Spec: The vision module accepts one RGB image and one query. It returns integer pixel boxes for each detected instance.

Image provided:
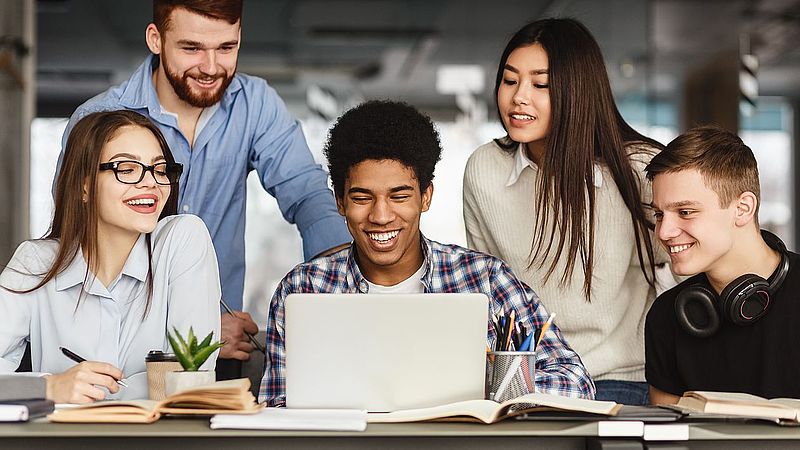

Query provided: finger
[235,313,259,334]
[237,341,254,353]
[82,361,124,381]
[76,369,121,393]
[219,342,241,359]
[79,383,109,402]
[230,349,251,361]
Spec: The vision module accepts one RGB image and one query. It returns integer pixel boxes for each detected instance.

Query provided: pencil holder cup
[486,351,536,403]
[145,350,182,400]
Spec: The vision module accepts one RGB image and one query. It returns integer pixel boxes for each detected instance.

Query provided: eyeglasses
[98,160,183,185]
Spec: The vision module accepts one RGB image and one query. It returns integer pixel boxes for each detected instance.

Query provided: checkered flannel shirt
[259,236,595,405]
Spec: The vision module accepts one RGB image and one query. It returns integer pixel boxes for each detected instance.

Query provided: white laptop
[284,293,489,412]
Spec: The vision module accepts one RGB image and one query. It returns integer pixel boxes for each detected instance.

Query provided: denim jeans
[594,380,650,405]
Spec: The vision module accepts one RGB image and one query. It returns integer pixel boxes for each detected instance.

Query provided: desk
[4,418,800,450]
[0,419,599,450]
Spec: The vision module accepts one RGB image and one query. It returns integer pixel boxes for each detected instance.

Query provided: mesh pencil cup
[486,351,536,403]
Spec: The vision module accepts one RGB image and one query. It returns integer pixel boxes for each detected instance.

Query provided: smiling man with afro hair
[259,99,594,406]
[324,100,441,199]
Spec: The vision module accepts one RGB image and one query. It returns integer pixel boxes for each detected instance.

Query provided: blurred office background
[2,0,798,327]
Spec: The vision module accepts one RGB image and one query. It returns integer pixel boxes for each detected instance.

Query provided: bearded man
[55,0,350,375]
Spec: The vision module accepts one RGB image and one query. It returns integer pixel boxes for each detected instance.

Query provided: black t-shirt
[645,251,800,398]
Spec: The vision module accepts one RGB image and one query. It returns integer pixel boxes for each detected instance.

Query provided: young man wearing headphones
[644,125,799,405]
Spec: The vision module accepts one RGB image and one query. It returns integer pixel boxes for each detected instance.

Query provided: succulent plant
[167,327,224,371]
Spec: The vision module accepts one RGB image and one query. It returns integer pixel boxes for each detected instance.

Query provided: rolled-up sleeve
[489,261,596,399]
[248,85,350,261]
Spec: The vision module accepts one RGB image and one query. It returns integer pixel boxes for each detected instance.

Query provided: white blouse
[0,215,221,399]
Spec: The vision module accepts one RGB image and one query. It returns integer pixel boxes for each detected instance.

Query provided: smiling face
[651,169,740,276]
[497,43,552,160]
[336,159,432,286]
[94,125,171,244]
[147,7,239,108]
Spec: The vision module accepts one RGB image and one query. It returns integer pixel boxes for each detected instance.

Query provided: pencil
[219,298,266,354]
[534,312,556,351]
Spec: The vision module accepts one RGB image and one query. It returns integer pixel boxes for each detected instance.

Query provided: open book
[676,391,800,423]
[48,378,262,423]
[367,392,620,424]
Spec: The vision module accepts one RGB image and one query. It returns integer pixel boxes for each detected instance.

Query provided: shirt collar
[54,234,150,292]
[118,54,242,121]
[505,143,604,188]
[346,236,435,293]
[506,143,536,187]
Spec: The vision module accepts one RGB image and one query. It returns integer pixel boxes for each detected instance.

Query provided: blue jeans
[594,380,649,405]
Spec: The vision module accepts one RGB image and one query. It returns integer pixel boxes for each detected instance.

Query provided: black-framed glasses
[98,160,183,185]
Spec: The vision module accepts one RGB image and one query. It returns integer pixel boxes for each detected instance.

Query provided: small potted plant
[164,326,224,395]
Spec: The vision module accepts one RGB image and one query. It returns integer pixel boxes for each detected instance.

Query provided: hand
[44,361,124,404]
[220,311,259,361]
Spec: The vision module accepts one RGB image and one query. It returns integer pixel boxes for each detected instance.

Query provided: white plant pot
[164,370,216,396]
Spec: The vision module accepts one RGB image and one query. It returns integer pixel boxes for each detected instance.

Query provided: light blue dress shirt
[0,215,221,400]
[57,55,351,310]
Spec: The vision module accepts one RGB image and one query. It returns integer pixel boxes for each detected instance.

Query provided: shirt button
[182,205,190,212]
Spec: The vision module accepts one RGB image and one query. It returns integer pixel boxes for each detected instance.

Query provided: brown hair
[494,18,662,299]
[645,125,760,219]
[153,0,242,32]
[5,110,179,315]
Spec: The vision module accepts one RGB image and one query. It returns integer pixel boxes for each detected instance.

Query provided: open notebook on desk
[367,392,622,424]
[47,378,261,423]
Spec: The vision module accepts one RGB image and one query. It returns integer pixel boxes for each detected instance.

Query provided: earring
[82,196,88,203]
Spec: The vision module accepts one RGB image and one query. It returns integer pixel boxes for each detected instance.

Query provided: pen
[220,298,266,354]
[59,347,129,387]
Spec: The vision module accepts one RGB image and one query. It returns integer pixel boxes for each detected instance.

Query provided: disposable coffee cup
[486,351,536,403]
[145,350,182,400]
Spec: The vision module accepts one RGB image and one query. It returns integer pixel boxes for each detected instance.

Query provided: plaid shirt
[260,236,595,405]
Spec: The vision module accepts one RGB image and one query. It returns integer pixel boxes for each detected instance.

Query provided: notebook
[0,399,55,422]
[284,293,489,412]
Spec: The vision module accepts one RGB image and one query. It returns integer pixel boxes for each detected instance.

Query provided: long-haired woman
[463,18,668,404]
[1,110,221,403]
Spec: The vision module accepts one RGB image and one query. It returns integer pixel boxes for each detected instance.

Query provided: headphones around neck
[674,229,790,338]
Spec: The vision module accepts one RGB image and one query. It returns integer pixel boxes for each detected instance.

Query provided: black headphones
[674,230,790,338]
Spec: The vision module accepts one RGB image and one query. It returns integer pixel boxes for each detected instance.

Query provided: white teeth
[669,244,692,254]
[368,230,399,242]
[126,198,155,206]
[511,114,534,120]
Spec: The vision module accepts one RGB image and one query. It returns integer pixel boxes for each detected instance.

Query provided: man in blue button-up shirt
[55,1,351,363]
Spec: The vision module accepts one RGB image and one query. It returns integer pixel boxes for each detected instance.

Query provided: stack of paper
[211,408,367,431]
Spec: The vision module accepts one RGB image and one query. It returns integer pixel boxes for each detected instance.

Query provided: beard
[160,53,235,108]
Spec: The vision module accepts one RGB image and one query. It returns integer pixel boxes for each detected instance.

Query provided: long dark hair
[494,18,662,299]
[5,110,179,315]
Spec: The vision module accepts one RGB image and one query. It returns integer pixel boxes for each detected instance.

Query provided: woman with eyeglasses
[0,110,221,403]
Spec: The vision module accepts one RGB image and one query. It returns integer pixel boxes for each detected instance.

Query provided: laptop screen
[285,293,489,412]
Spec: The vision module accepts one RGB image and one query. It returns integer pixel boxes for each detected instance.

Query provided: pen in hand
[220,298,266,354]
[59,346,129,387]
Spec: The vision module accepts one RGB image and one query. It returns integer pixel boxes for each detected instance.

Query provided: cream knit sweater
[463,141,665,382]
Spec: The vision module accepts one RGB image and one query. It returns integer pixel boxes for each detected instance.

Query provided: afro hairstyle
[324,100,442,198]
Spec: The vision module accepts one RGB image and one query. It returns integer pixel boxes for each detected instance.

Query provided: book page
[508,393,620,416]
[771,398,800,409]
[687,391,770,404]
[47,400,160,423]
[368,399,505,424]
[368,393,619,423]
